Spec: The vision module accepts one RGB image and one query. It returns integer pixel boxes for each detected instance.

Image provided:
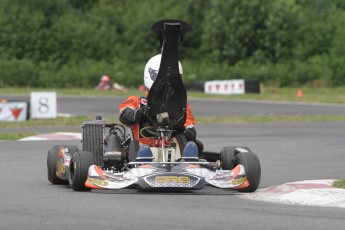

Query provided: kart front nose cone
[137,173,205,190]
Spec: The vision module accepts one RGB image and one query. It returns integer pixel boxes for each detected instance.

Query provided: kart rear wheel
[220,146,251,170]
[234,152,261,193]
[69,150,94,191]
[47,145,77,185]
[128,139,140,162]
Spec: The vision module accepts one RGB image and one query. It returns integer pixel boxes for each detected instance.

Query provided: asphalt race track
[1,95,345,230]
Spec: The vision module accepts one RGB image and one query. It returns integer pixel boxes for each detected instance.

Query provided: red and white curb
[241,180,345,208]
[19,132,81,141]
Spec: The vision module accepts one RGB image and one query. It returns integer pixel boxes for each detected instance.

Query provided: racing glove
[119,107,146,125]
[133,107,146,123]
[183,127,197,143]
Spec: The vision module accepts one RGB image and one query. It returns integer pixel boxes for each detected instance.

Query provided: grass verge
[1,114,345,140]
[1,114,345,130]
[189,86,345,104]
[1,86,345,104]
[195,115,345,123]
[0,116,93,128]
[0,133,36,140]
[333,179,345,189]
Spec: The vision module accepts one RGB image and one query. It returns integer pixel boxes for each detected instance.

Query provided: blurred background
[0,0,344,89]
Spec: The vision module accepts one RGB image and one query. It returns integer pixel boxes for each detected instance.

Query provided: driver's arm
[183,104,197,142]
[184,103,195,128]
[119,96,142,125]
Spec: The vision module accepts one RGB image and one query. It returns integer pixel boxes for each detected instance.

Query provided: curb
[242,180,345,208]
[19,132,81,141]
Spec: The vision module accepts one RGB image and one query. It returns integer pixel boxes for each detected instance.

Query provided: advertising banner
[204,80,245,95]
[0,102,28,121]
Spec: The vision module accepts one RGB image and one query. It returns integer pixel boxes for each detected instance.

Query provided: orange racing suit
[119,96,196,144]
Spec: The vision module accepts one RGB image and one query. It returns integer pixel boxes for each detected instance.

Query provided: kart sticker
[155,176,190,183]
[144,174,200,188]
[10,107,23,120]
[232,177,248,185]
[87,178,109,187]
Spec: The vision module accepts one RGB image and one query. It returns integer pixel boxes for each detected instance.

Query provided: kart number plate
[144,175,200,188]
[155,176,190,183]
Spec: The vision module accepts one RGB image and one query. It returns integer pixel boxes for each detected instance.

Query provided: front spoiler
[85,162,249,191]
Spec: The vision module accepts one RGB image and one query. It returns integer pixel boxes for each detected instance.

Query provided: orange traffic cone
[297,89,303,98]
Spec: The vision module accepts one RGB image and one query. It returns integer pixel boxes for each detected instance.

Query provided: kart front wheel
[69,150,94,191]
[47,145,77,185]
[234,152,261,193]
[220,146,251,170]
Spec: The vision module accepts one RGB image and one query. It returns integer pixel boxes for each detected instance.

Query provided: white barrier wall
[0,102,28,121]
[204,79,245,94]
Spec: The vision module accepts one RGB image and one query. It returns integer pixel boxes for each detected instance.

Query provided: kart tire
[195,139,204,154]
[220,146,251,170]
[175,134,187,158]
[128,139,140,162]
[47,145,78,185]
[69,150,94,191]
[234,152,261,193]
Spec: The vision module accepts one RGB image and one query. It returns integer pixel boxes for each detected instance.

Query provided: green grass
[1,86,345,104]
[0,114,344,140]
[0,87,139,97]
[333,179,345,189]
[188,86,345,104]
[0,132,36,140]
[0,115,93,128]
[195,115,345,123]
[0,114,344,130]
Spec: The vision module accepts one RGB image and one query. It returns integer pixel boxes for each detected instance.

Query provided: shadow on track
[90,185,241,196]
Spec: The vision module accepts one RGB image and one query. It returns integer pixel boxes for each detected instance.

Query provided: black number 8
[38,97,49,114]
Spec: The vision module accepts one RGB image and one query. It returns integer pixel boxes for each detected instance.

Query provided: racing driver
[119,54,201,161]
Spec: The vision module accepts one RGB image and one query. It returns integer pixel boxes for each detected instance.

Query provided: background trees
[0,0,344,88]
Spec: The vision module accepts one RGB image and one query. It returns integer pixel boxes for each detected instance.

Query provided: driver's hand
[134,107,146,123]
[183,127,196,142]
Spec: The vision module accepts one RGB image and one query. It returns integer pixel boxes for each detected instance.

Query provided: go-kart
[47,20,261,192]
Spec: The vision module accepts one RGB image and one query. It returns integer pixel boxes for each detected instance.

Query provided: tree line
[0,0,344,88]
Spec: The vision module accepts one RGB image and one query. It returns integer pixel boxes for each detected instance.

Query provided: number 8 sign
[30,92,57,119]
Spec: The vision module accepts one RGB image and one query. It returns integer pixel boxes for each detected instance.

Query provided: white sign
[0,102,28,121]
[30,92,57,119]
[204,80,245,95]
